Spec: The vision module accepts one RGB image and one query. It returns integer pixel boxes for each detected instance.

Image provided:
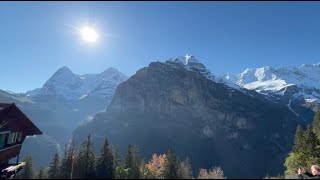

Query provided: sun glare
[80,26,98,43]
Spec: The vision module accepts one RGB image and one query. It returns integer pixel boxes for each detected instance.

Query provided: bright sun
[80,26,98,43]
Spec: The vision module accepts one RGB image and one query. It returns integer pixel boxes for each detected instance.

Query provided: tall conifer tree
[96,137,114,179]
[21,154,34,179]
[76,134,96,179]
[163,149,179,179]
[48,152,60,179]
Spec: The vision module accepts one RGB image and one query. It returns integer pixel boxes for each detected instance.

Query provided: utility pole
[70,135,75,179]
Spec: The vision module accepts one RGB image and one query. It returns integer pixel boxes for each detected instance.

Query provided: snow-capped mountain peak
[100,67,120,75]
[185,54,198,65]
[49,66,77,82]
[166,54,215,81]
[228,63,320,91]
[29,66,128,100]
[56,66,73,73]
[219,63,320,115]
[169,54,202,66]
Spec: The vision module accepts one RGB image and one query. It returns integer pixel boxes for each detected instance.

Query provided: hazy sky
[1,1,320,93]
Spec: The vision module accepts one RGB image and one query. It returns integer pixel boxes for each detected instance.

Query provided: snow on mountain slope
[166,54,215,81]
[219,63,320,92]
[28,66,128,100]
[218,63,320,116]
[165,54,250,93]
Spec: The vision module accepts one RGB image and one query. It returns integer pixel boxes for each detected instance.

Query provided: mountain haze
[0,66,127,170]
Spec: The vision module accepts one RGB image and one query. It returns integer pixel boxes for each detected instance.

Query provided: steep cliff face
[75,56,300,178]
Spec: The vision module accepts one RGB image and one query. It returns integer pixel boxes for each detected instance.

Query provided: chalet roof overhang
[0,103,42,136]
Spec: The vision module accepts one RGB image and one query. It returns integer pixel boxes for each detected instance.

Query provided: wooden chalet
[0,103,42,179]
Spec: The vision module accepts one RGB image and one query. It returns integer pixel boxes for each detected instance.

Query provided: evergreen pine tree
[284,152,304,176]
[293,125,304,153]
[96,137,114,179]
[21,154,34,179]
[132,145,142,179]
[163,148,179,179]
[284,123,320,177]
[122,144,142,179]
[37,167,47,179]
[75,134,96,179]
[312,110,320,140]
[113,145,121,178]
[180,157,192,179]
[113,145,121,168]
[176,157,182,179]
[115,166,129,179]
[47,152,60,179]
[125,144,134,169]
[59,144,73,179]
[304,125,320,164]
[291,125,308,169]
[124,144,135,179]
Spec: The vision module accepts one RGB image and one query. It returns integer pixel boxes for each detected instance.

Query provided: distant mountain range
[221,63,320,93]
[0,66,127,170]
[27,66,127,101]
[218,63,320,121]
[1,55,319,177]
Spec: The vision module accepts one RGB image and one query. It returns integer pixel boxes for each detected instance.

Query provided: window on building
[17,132,22,142]
[0,134,5,149]
[7,133,14,144]
[7,132,18,144]
[0,132,22,146]
[13,132,17,142]
[14,132,19,142]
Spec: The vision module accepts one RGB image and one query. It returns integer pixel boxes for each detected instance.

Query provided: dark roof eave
[12,103,43,136]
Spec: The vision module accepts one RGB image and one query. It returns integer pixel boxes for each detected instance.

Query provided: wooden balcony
[0,144,21,162]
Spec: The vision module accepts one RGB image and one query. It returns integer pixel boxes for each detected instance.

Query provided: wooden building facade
[0,103,42,179]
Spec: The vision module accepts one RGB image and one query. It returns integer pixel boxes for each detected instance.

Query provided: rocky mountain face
[219,64,320,122]
[0,66,127,170]
[74,55,301,178]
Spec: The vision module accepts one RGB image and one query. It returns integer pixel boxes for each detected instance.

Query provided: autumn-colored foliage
[145,154,167,178]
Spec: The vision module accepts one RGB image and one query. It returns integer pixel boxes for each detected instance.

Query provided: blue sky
[1,1,320,93]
